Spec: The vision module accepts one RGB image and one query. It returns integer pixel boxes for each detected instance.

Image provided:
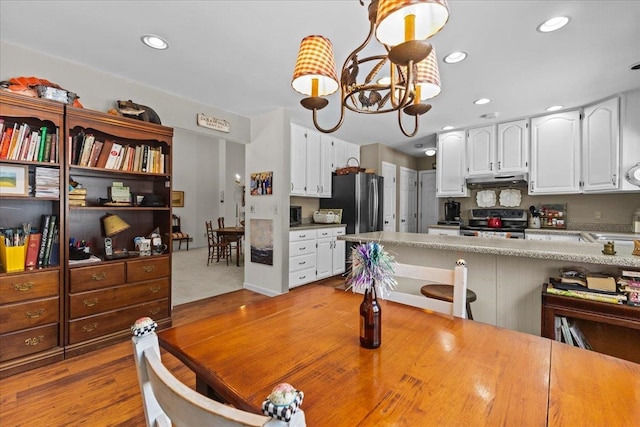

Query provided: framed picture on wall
[250,171,273,196]
[172,190,184,207]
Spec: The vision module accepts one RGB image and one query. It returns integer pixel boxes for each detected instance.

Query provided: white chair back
[132,331,305,427]
[388,261,468,318]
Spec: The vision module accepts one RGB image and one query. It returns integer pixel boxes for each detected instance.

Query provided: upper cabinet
[290,124,307,196]
[496,119,529,174]
[620,89,640,192]
[331,136,360,172]
[436,130,468,197]
[530,110,581,194]
[582,97,620,192]
[466,125,496,177]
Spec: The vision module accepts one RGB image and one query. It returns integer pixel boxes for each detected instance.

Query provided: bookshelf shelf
[541,283,640,364]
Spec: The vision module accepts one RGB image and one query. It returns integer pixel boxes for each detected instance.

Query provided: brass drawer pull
[91,272,106,281]
[82,323,98,332]
[14,282,34,292]
[148,307,160,315]
[150,286,160,293]
[83,298,98,307]
[25,309,44,319]
[25,336,44,346]
[142,265,156,273]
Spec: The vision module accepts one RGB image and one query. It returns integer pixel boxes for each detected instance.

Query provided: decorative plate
[476,190,497,207]
[499,189,522,207]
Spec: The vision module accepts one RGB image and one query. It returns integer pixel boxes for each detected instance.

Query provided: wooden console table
[541,283,640,364]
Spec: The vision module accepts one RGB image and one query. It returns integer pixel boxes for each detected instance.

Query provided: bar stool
[420,284,477,320]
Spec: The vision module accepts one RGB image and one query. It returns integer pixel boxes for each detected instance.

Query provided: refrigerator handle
[371,178,379,230]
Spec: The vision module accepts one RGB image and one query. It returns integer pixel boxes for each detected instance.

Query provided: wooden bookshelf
[541,283,640,363]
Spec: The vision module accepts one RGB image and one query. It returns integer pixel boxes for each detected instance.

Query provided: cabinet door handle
[14,282,34,292]
[490,162,493,171]
[299,275,306,280]
[291,182,293,191]
[142,265,156,273]
[299,261,306,265]
[25,336,44,346]
[83,298,98,307]
[150,286,161,293]
[82,323,98,332]
[612,174,617,185]
[25,309,44,318]
[148,307,161,315]
[91,272,106,281]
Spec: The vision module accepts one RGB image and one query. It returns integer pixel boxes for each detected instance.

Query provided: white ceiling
[1,1,639,157]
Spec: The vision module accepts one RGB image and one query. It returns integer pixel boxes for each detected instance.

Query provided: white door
[316,237,332,280]
[436,131,468,197]
[497,119,529,174]
[582,97,619,192]
[399,167,417,232]
[381,161,396,232]
[418,170,438,233]
[466,125,496,177]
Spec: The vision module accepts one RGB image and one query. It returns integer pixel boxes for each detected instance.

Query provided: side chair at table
[217,217,242,257]
[206,220,230,266]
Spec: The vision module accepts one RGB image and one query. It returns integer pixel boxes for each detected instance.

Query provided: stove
[460,208,527,238]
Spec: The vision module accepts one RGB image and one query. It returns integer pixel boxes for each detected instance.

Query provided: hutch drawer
[0,270,59,304]
[0,297,59,334]
[126,256,170,282]
[70,262,126,293]
[69,278,169,319]
[67,299,169,344]
[0,324,58,362]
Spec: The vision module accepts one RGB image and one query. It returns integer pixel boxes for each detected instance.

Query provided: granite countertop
[290,222,346,231]
[339,231,640,268]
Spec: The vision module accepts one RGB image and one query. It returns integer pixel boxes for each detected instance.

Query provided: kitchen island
[339,231,640,336]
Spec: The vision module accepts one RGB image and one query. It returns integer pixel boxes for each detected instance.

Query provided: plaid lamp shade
[376,0,450,46]
[291,35,339,97]
[415,48,441,100]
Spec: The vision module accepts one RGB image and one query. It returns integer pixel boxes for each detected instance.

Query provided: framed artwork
[0,164,29,196]
[250,171,273,196]
[172,190,184,207]
[250,219,273,266]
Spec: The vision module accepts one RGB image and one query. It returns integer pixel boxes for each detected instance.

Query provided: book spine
[7,123,20,159]
[18,124,32,160]
[37,215,51,267]
[25,233,42,269]
[546,286,624,304]
[0,124,16,159]
[43,217,58,267]
[37,126,48,162]
[141,145,149,172]
[51,128,59,163]
[43,134,53,163]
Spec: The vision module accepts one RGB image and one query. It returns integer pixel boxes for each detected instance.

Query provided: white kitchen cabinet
[525,232,581,242]
[331,136,360,172]
[289,229,317,288]
[582,97,620,192]
[530,110,581,194]
[497,119,529,174]
[316,227,346,279]
[436,131,468,197]
[466,125,496,177]
[290,124,307,196]
[290,124,332,197]
[427,227,459,236]
[620,88,640,191]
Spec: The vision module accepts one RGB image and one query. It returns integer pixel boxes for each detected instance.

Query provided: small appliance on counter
[444,199,461,222]
[290,205,302,227]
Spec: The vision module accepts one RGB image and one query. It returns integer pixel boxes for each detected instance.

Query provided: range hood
[466,174,528,189]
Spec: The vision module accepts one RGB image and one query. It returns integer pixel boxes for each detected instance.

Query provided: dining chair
[217,216,242,256]
[206,220,230,266]
[131,320,306,427]
[387,259,469,318]
[171,214,191,250]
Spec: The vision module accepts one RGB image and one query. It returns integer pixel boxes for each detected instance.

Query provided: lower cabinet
[66,256,171,356]
[289,227,346,288]
[0,269,63,378]
[427,227,460,236]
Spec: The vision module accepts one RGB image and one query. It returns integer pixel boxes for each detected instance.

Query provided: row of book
[546,268,640,306]
[0,119,60,163]
[69,132,166,174]
[35,166,60,198]
[25,214,59,269]
[555,316,592,350]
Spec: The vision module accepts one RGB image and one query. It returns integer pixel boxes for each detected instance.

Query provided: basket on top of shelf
[336,157,365,175]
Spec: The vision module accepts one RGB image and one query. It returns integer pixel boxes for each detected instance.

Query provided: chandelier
[291,0,449,137]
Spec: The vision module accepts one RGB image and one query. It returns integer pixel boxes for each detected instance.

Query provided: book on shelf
[78,134,95,166]
[0,125,13,158]
[17,123,32,160]
[104,142,122,169]
[42,215,57,267]
[6,123,19,159]
[25,233,42,269]
[26,131,40,162]
[71,132,84,165]
[96,140,114,168]
[568,321,592,350]
[68,194,87,200]
[43,133,53,162]
[88,139,103,167]
[36,215,52,267]
[69,187,87,195]
[546,282,626,304]
[586,274,617,292]
[37,126,48,162]
[560,316,575,346]
[47,228,60,266]
[621,270,640,279]
[50,129,59,163]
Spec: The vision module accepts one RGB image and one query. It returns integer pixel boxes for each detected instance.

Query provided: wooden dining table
[158,285,640,426]
[213,226,244,266]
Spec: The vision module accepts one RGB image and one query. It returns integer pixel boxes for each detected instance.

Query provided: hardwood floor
[0,278,343,426]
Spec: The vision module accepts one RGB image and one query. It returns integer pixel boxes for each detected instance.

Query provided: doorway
[399,167,417,232]
[381,161,396,231]
[418,170,438,233]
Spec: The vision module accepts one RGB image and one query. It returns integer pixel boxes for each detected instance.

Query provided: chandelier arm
[311,99,346,134]
[398,109,419,138]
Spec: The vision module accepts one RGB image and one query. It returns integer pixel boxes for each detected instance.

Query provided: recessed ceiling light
[537,16,570,33]
[425,148,437,157]
[443,51,467,64]
[414,143,424,148]
[442,125,454,131]
[141,34,169,50]
[474,98,491,105]
[546,105,564,112]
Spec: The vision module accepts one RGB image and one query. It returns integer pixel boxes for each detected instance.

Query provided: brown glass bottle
[360,286,381,349]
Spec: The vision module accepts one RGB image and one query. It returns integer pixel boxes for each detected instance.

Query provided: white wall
[244,108,291,296]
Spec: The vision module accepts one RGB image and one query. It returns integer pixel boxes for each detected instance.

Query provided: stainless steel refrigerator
[320,173,384,235]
